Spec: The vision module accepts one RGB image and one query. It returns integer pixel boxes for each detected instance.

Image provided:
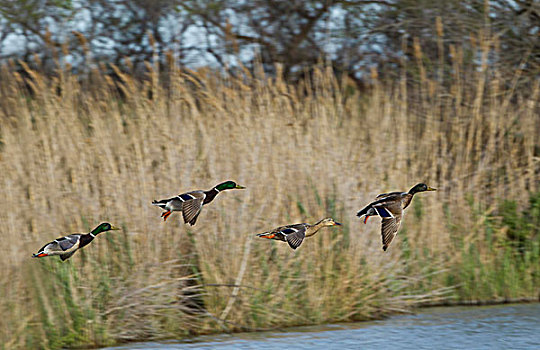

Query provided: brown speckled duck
[256,218,342,250]
[357,183,436,251]
[152,181,245,225]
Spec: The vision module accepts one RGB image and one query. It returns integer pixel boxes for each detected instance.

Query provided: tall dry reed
[0,34,538,348]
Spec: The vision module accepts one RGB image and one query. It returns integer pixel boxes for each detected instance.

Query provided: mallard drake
[32,222,120,261]
[356,183,436,251]
[256,218,341,250]
[152,180,245,225]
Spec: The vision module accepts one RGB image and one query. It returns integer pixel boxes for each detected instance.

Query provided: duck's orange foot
[364,216,370,224]
[162,210,172,221]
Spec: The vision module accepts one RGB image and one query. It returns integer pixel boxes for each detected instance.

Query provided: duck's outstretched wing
[280,224,307,250]
[180,191,205,225]
[60,251,77,261]
[56,235,81,251]
[378,202,403,251]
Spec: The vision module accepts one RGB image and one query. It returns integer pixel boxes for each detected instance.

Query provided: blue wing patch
[374,206,393,218]
[281,228,296,235]
[180,193,194,201]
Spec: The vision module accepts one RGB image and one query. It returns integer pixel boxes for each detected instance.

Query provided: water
[105,303,540,350]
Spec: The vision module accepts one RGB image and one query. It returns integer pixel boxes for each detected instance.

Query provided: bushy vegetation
[448,191,540,302]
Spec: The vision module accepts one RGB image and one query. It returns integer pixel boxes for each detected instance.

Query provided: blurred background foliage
[0,0,538,84]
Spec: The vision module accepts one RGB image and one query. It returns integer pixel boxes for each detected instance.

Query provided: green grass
[443,191,540,303]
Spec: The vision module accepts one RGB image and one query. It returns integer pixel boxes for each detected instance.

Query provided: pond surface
[105,303,540,350]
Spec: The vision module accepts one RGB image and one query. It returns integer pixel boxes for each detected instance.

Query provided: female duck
[257,218,341,250]
[152,180,245,225]
[32,222,120,261]
[357,183,436,251]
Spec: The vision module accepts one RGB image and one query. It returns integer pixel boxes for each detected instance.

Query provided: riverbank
[103,303,540,349]
[421,297,540,307]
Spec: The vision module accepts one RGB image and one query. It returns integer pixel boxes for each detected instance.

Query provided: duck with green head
[152,180,245,225]
[32,222,120,261]
[357,183,436,251]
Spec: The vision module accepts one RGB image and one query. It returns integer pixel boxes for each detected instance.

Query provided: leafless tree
[0,0,537,84]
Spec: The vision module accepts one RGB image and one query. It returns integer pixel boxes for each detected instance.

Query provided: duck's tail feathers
[356,205,371,218]
[152,198,170,209]
[256,232,276,239]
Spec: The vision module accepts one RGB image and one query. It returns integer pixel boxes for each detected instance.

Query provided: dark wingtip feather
[286,237,302,250]
[287,242,299,250]
[382,245,388,251]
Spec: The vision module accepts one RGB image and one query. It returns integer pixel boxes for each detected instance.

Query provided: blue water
[105,303,540,350]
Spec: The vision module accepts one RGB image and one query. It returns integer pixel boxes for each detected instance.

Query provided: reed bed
[0,40,538,348]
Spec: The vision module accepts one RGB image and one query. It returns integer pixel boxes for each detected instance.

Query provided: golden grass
[0,40,538,348]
